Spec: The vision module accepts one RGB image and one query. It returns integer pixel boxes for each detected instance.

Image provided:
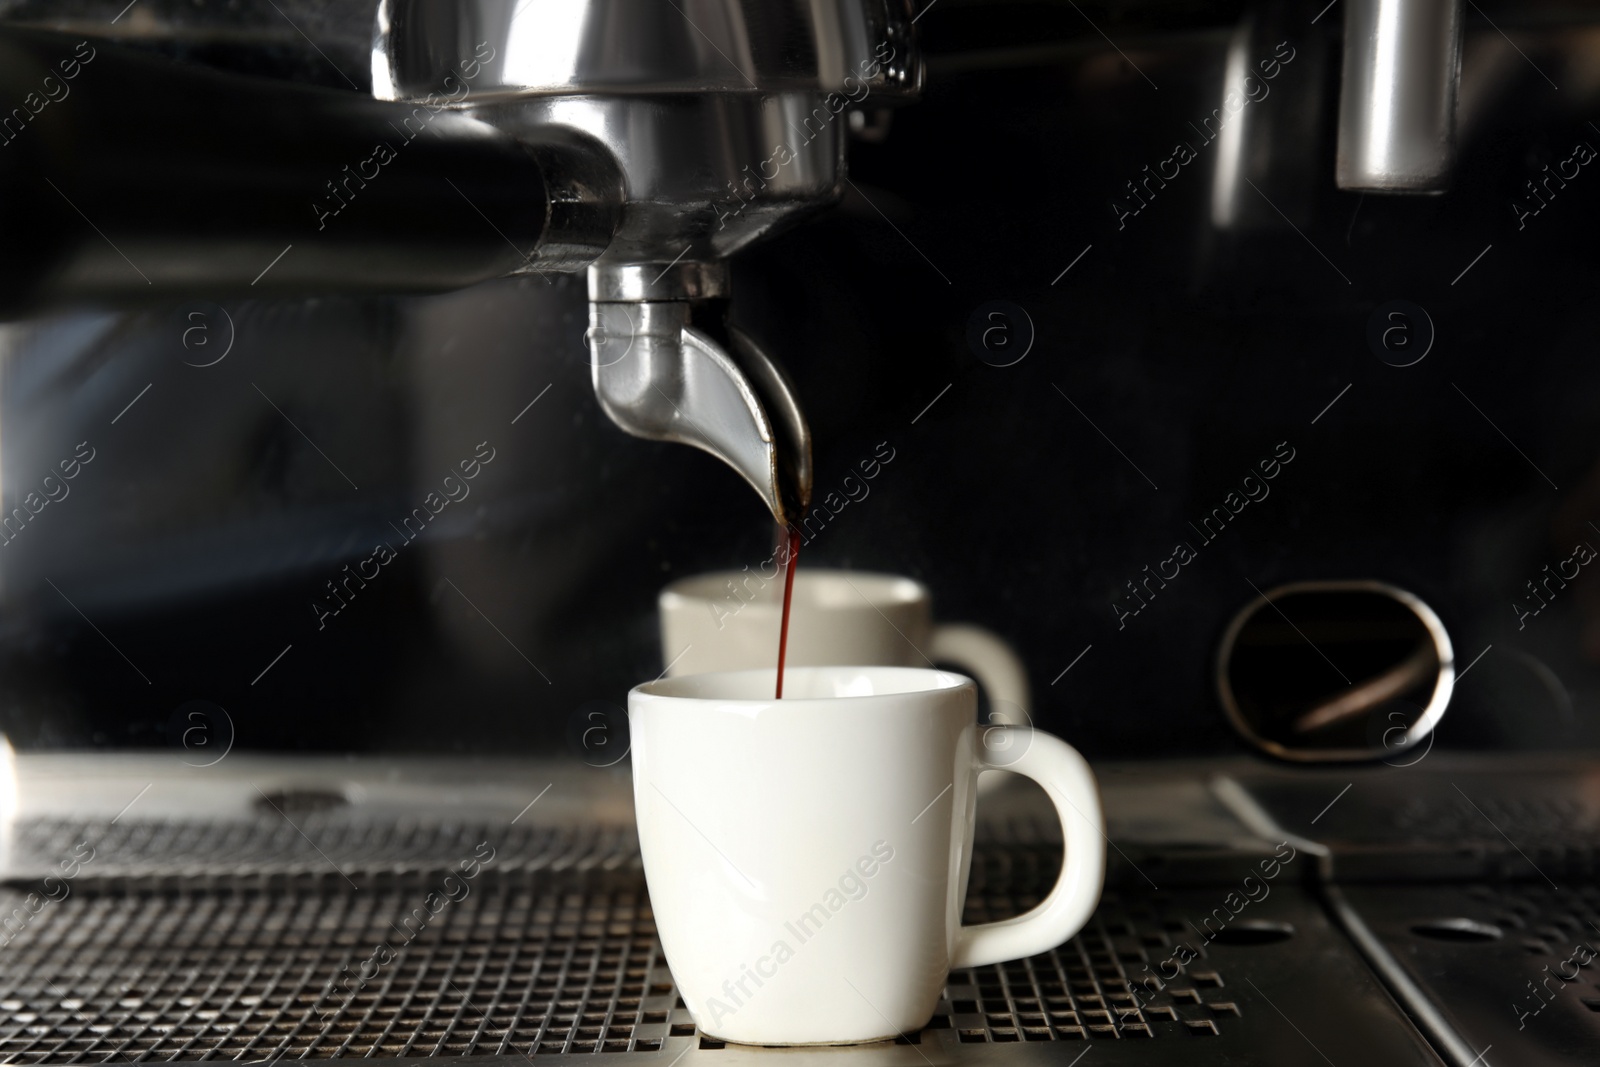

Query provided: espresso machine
[0,0,1596,1064]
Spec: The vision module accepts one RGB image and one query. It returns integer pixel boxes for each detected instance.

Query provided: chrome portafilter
[374,0,923,524]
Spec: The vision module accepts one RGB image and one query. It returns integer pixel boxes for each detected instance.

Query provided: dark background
[0,0,1595,760]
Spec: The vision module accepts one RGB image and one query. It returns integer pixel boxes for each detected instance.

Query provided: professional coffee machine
[0,0,1596,1065]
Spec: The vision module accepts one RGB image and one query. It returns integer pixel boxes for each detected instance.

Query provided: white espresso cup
[629,666,1105,1046]
[659,570,1031,717]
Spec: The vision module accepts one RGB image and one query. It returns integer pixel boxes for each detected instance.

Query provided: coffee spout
[589,299,812,527]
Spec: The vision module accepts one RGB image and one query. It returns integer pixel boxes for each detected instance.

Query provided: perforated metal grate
[951,843,1240,1041]
[0,876,670,1062]
[9,819,640,879]
[1390,795,1597,848]
[1333,879,1600,1067]
[1454,882,1600,958]
[0,822,1243,1061]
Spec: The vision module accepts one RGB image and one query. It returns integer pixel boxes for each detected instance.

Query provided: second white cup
[659,569,1031,718]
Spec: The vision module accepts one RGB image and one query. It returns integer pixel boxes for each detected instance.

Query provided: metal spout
[589,300,812,527]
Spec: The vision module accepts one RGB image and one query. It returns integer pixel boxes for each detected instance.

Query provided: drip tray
[1332,882,1600,1067]
[0,820,1440,1066]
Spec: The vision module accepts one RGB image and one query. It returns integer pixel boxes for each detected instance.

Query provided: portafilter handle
[0,29,614,313]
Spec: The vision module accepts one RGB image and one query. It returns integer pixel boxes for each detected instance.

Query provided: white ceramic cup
[629,666,1105,1046]
[658,570,1031,717]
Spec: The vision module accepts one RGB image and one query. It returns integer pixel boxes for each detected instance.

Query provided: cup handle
[929,624,1031,721]
[951,727,1106,969]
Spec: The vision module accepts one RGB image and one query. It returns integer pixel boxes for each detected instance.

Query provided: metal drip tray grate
[953,884,1237,1041]
[8,819,641,879]
[1333,880,1600,1066]
[1237,770,1600,882]
[0,877,670,1062]
[0,824,1249,1062]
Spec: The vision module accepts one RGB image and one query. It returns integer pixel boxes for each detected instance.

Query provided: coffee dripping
[774,527,803,699]
[585,296,815,695]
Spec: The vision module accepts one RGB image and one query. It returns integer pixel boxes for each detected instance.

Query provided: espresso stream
[774,526,801,698]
